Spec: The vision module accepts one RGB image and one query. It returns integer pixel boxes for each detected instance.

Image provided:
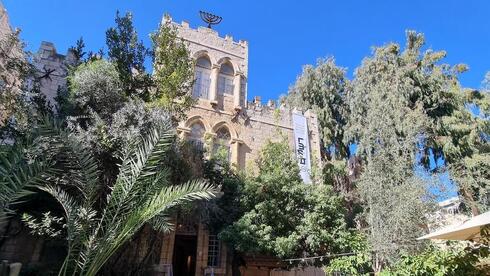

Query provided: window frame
[207,234,221,267]
[193,57,212,99]
[213,127,231,162]
[217,62,234,95]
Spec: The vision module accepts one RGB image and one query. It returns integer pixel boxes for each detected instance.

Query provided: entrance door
[172,235,197,276]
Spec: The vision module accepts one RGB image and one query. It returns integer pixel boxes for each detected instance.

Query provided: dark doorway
[172,235,197,276]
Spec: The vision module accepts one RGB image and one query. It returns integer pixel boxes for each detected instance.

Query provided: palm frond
[85,179,218,276]
[63,136,101,203]
[149,214,173,233]
[39,185,81,237]
[36,116,101,202]
[0,143,56,223]
[20,121,219,276]
[102,125,174,232]
[39,185,90,276]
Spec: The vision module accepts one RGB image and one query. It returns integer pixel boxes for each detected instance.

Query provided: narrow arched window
[213,127,231,162]
[189,122,205,152]
[218,62,234,95]
[193,57,211,99]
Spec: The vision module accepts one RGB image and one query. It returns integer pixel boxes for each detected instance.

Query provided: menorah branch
[199,11,222,29]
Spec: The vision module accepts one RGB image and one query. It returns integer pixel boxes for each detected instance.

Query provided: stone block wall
[170,16,248,79]
[179,100,322,172]
[171,14,322,171]
[0,3,11,37]
[33,41,75,109]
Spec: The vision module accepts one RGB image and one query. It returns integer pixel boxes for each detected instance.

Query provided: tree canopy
[285,30,490,272]
[220,140,350,260]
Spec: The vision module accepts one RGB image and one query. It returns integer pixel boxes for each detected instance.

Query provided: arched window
[213,127,231,162]
[193,57,211,99]
[218,62,234,95]
[189,122,205,151]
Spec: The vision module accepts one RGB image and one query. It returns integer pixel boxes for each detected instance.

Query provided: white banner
[292,112,312,184]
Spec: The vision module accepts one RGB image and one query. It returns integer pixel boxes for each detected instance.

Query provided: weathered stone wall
[172,16,322,172]
[170,15,323,276]
[170,16,248,78]
[180,101,322,171]
[33,41,75,109]
[0,3,11,37]
[0,3,24,126]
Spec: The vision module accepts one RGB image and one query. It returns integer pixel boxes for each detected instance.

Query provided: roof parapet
[163,13,248,47]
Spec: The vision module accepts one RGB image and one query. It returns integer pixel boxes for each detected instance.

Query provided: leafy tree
[283,57,359,226]
[202,159,245,234]
[67,59,126,121]
[324,233,372,276]
[284,57,349,160]
[199,158,246,276]
[106,11,152,98]
[439,86,490,214]
[68,37,87,65]
[220,140,350,260]
[0,29,51,140]
[380,244,488,276]
[345,31,447,270]
[150,16,195,118]
[0,29,30,127]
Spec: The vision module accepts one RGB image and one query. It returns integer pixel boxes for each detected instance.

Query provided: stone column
[209,65,220,106]
[204,132,217,159]
[177,126,191,140]
[158,230,176,268]
[230,138,243,168]
[233,72,243,110]
[195,223,209,276]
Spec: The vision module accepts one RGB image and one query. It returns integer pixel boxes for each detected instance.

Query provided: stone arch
[211,121,238,140]
[185,115,211,133]
[193,50,216,65]
[216,57,239,73]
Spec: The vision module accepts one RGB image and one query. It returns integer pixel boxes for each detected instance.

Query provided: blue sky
[3,0,490,103]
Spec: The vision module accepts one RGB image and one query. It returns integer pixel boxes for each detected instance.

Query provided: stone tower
[158,14,323,276]
[169,14,322,173]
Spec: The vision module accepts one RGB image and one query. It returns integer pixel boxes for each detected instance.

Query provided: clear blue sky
[3,0,490,102]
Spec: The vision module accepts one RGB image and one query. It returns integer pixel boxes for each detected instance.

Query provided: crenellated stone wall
[164,14,324,276]
[179,101,322,172]
[33,41,75,109]
[172,13,322,172]
[168,15,248,78]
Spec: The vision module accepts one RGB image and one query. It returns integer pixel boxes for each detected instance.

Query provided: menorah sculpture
[199,11,222,29]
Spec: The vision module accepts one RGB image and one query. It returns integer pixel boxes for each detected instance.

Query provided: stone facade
[169,15,322,171]
[429,197,468,231]
[159,15,323,276]
[0,3,24,125]
[33,41,75,109]
[0,2,11,37]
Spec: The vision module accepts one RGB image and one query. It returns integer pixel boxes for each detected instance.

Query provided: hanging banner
[292,112,312,184]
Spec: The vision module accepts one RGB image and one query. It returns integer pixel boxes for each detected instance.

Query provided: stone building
[157,15,323,276]
[33,41,75,108]
[171,14,322,171]
[0,2,11,37]
[0,6,323,275]
[0,2,24,125]
[1,2,73,119]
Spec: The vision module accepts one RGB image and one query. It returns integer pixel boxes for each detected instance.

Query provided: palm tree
[0,119,60,235]
[1,119,218,276]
